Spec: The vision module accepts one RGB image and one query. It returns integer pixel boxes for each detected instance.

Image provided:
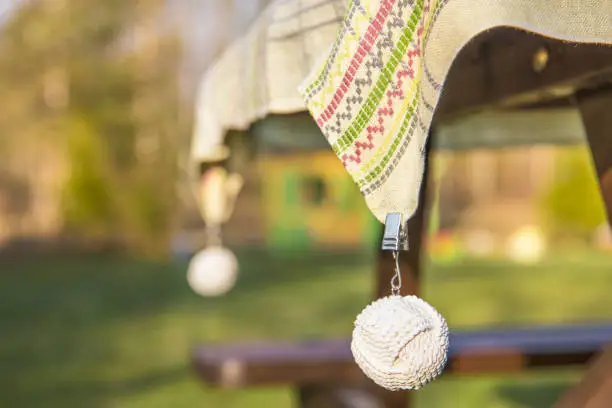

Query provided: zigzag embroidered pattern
[322,0,420,139]
[343,2,430,170]
[326,0,425,155]
[298,0,436,193]
[314,0,398,127]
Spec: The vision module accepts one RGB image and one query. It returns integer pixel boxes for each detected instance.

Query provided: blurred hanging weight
[187,165,244,297]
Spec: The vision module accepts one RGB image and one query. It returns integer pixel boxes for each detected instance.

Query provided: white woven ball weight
[351,295,449,391]
[187,246,238,297]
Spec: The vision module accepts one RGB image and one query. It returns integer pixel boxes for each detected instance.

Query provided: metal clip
[381,213,409,251]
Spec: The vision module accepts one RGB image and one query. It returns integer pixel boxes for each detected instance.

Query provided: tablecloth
[191,0,347,163]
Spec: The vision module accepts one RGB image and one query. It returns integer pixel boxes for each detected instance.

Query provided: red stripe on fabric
[342,3,431,166]
[317,0,396,125]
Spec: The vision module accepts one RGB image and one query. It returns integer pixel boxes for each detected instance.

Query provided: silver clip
[381,213,409,251]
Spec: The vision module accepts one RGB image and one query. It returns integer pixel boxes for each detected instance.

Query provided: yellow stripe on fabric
[356,88,419,188]
[352,1,433,182]
[331,0,424,154]
[306,6,371,111]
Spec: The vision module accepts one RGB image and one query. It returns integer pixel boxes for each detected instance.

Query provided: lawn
[1,248,611,407]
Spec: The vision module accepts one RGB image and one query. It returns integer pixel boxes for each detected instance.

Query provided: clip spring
[381,213,409,252]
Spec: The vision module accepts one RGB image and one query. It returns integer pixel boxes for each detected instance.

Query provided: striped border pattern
[300,0,446,206]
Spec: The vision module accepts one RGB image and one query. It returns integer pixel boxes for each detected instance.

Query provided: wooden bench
[192,28,612,407]
[193,324,612,387]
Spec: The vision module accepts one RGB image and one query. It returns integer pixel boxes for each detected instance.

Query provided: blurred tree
[539,146,607,244]
[0,0,185,256]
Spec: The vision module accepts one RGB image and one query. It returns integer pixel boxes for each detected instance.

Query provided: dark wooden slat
[435,108,586,151]
[436,28,612,122]
[449,324,612,375]
[553,347,612,408]
[451,324,612,353]
[192,323,612,388]
[577,87,612,223]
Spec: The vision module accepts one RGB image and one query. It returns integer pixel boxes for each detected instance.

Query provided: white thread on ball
[187,246,238,297]
[351,295,449,391]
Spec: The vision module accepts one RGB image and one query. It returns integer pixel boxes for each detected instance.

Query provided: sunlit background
[0,1,611,407]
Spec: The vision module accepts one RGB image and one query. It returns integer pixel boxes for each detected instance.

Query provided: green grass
[1,249,611,407]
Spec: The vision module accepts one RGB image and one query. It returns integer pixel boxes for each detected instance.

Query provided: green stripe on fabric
[356,89,419,187]
[331,0,424,155]
[354,0,439,186]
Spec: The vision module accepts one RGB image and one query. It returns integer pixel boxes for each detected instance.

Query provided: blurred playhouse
[223,113,380,252]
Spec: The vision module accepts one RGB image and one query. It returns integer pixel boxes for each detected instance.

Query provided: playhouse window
[302,176,327,206]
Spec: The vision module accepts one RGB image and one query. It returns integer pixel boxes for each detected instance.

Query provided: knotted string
[391,251,402,296]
